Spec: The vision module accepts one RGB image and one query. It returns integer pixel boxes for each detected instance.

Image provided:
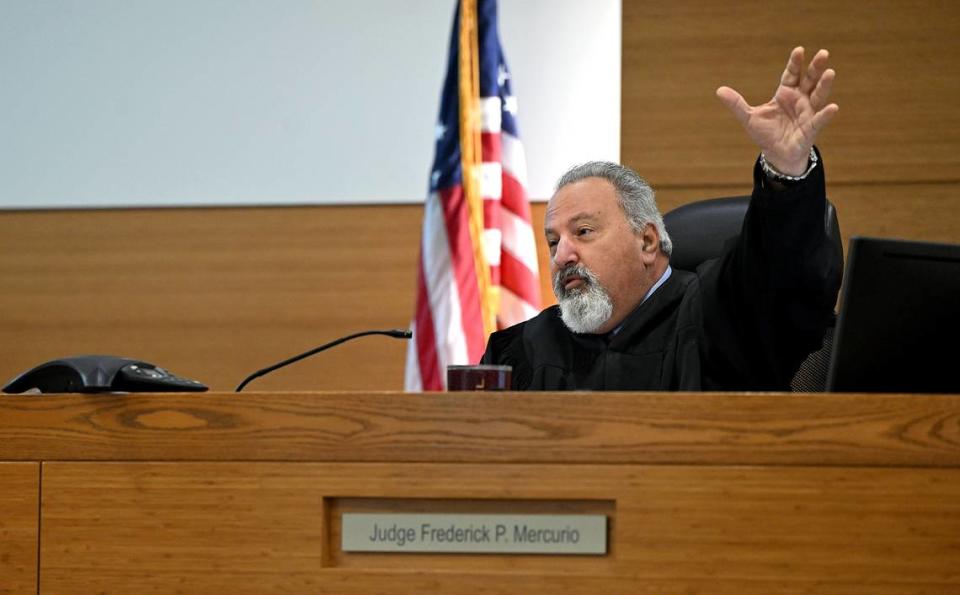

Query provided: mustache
[553,264,597,297]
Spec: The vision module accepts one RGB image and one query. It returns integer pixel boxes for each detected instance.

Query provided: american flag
[405,0,541,391]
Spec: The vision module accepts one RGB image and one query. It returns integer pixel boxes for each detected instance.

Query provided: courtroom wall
[2,0,958,392]
[622,0,960,242]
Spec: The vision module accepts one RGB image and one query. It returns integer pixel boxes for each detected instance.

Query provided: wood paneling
[829,182,960,246]
[622,0,960,187]
[38,461,960,593]
[2,392,959,467]
[0,463,38,595]
[0,205,423,392]
[3,393,956,593]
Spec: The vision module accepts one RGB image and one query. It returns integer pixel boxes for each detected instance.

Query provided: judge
[481,47,843,391]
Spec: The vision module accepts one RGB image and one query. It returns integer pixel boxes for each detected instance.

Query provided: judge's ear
[638,223,660,260]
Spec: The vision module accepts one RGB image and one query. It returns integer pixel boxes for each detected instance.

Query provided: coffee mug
[446,365,512,391]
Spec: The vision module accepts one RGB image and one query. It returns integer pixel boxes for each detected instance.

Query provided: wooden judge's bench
[1,391,959,594]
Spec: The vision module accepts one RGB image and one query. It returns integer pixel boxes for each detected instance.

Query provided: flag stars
[504,95,518,115]
[431,170,441,187]
[435,122,447,140]
[498,63,510,87]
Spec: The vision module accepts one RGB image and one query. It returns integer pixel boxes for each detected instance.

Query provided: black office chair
[662,196,842,392]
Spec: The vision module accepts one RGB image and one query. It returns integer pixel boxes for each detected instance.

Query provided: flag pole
[458,0,496,338]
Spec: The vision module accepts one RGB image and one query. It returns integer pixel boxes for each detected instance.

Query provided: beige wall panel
[0,463,39,595]
[829,182,960,246]
[623,0,960,187]
[0,206,422,392]
[39,462,960,594]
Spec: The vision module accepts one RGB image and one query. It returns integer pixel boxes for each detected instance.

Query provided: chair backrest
[662,195,842,272]
[663,196,754,272]
[662,196,842,392]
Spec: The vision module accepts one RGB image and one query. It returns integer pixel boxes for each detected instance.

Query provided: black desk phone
[3,355,208,394]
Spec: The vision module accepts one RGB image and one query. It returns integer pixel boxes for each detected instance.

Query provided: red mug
[446,365,512,391]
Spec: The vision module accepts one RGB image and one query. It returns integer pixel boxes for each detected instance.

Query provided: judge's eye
[577,227,594,237]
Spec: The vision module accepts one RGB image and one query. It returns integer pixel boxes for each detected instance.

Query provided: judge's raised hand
[716,47,839,176]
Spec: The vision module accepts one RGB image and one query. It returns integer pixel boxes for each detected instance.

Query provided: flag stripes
[406,0,541,391]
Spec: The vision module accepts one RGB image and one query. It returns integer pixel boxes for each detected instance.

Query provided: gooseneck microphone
[235,328,413,392]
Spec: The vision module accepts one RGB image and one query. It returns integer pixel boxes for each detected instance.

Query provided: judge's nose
[553,236,580,268]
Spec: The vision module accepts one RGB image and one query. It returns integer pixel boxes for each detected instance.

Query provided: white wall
[0,0,619,208]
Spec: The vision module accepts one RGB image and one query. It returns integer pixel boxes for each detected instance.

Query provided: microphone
[235,328,413,392]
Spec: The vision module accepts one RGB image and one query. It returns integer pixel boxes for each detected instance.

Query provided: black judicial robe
[481,153,843,391]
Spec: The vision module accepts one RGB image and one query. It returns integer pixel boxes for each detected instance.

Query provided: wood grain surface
[0,205,424,393]
[38,461,960,593]
[1,392,959,467]
[622,0,960,187]
[0,463,38,595]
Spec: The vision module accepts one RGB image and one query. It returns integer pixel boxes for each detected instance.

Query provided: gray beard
[553,264,614,334]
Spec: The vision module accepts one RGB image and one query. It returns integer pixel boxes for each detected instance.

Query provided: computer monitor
[826,236,960,393]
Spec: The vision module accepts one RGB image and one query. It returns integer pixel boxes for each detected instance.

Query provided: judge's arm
[716,46,839,176]
[699,47,843,389]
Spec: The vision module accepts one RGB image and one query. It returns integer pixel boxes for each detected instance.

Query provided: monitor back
[826,236,960,393]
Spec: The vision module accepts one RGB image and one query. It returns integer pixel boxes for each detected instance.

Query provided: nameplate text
[341,513,607,555]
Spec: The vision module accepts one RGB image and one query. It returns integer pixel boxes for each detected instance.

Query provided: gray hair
[555,161,672,257]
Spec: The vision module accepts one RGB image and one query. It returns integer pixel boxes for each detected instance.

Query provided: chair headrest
[663,196,751,271]
[663,195,841,271]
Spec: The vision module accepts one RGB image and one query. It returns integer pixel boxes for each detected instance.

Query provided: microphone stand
[235,329,412,392]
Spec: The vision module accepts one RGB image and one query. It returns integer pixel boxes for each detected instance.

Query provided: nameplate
[341,513,607,555]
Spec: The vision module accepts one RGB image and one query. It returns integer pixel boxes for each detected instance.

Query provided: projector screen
[0,0,620,208]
